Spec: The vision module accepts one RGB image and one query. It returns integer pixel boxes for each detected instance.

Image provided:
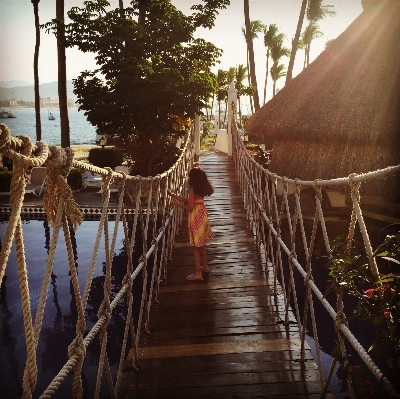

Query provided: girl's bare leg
[200,246,210,271]
[191,246,202,279]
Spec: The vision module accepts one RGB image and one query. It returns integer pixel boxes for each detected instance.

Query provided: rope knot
[43,146,82,229]
[334,310,347,333]
[67,335,86,360]
[304,271,314,286]
[313,179,323,202]
[122,272,133,287]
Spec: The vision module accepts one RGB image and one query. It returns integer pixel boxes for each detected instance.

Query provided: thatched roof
[245,0,400,152]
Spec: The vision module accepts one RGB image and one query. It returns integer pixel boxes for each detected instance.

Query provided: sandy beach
[70,145,98,160]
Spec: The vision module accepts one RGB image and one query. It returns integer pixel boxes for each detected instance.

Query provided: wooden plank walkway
[119,151,332,399]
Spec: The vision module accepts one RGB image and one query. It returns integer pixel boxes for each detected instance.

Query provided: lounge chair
[25,167,46,196]
[114,165,130,175]
[82,171,102,188]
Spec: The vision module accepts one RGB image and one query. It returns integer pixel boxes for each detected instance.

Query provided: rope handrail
[231,111,400,398]
[0,122,194,398]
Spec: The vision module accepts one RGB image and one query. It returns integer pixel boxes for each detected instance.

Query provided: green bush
[0,166,12,192]
[67,168,84,191]
[88,148,124,169]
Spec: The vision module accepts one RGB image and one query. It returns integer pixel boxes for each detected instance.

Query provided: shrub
[67,168,84,191]
[0,166,12,192]
[88,148,124,169]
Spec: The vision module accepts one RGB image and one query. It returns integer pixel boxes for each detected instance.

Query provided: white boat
[0,110,9,118]
[48,110,56,120]
[7,111,16,118]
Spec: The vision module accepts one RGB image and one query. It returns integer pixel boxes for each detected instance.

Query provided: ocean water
[0,108,97,146]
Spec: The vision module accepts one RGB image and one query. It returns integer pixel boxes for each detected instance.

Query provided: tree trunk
[286,0,307,84]
[263,53,269,105]
[57,0,70,148]
[32,0,42,141]
[119,0,124,18]
[138,0,146,25]
[218,100,221,128]
[246,52,254,114]
[238,96,242,127]
[244,0,260,111]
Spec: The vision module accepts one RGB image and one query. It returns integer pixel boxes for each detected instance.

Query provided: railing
[231,114,400,398]
[0,122,193,398]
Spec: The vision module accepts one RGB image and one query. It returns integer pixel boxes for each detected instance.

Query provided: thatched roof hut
[245,0,400,202]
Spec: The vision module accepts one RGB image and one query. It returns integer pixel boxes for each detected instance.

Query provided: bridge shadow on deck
[119,151,328,399]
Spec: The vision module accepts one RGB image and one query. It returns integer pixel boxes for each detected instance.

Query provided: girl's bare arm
[170,188,195,211]
[167,189,188,203]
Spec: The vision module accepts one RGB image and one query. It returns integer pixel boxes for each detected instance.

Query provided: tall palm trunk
[32,0,42,141]
[238,96,242,126]
[244,0,260,111]
[286,0,307,84]
[246,54,254,114]
[57,0,70,148]
[119,0,124,17]
[263,53,269,105]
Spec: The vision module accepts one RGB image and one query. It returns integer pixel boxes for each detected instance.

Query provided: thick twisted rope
[231,115,400,397]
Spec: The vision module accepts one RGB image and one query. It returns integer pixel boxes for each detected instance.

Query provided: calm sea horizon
[0,107,97,146]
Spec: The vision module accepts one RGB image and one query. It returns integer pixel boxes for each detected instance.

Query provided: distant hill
[0,81,77,101]
[0,80,32,88]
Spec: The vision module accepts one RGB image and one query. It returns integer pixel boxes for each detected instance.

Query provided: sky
[0,0,363,106]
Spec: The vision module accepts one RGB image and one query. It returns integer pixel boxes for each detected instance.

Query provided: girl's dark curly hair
[189,167,214,197]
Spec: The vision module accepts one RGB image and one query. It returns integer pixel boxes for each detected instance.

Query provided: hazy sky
[0,0,363,104]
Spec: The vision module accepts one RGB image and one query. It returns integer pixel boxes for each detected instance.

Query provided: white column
[194,113,200,158]
[227,82,238,157]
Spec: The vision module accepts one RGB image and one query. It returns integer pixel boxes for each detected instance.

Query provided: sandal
[186,274,203,281]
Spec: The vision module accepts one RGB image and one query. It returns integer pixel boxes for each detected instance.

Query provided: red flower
[363,288,374,298]
[384,311,390,319]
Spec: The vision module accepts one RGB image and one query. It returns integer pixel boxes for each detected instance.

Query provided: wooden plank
[118,151,328,399]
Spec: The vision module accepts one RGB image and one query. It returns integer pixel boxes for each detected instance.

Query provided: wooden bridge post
[227,81,237,158]
[194,113,201,160]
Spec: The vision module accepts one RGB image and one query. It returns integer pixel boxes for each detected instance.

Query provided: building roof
[245,0,400,150]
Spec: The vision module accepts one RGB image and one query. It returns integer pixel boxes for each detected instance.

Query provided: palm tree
[242,7,264,114]
[263,24,284,105]
[223,67,236,125]
[304,0,336,67]
[270,63,286,97]
[216,69,227,129]
[56,0,70,148]
[301,21,323,68]
[119,0,124,18]
[234,64,248,126]
[270,38,290,97]
[286,0,307,84]
[32,0,42,141]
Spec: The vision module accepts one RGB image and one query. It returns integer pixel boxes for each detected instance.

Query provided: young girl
[168,166,214,281]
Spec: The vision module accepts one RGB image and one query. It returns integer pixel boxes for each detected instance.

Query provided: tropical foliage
[47,0,229,175]
[324,230,400,397]
[242,14,264,113]
[302,0,336,68]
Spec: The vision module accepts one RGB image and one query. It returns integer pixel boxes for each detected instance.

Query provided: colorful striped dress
[188,199,213,247]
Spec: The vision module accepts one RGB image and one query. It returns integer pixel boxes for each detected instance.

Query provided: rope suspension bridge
[0,112,399,398]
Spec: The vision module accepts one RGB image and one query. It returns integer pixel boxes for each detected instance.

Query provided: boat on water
[48,109,56,120]
[0,110,17,118]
